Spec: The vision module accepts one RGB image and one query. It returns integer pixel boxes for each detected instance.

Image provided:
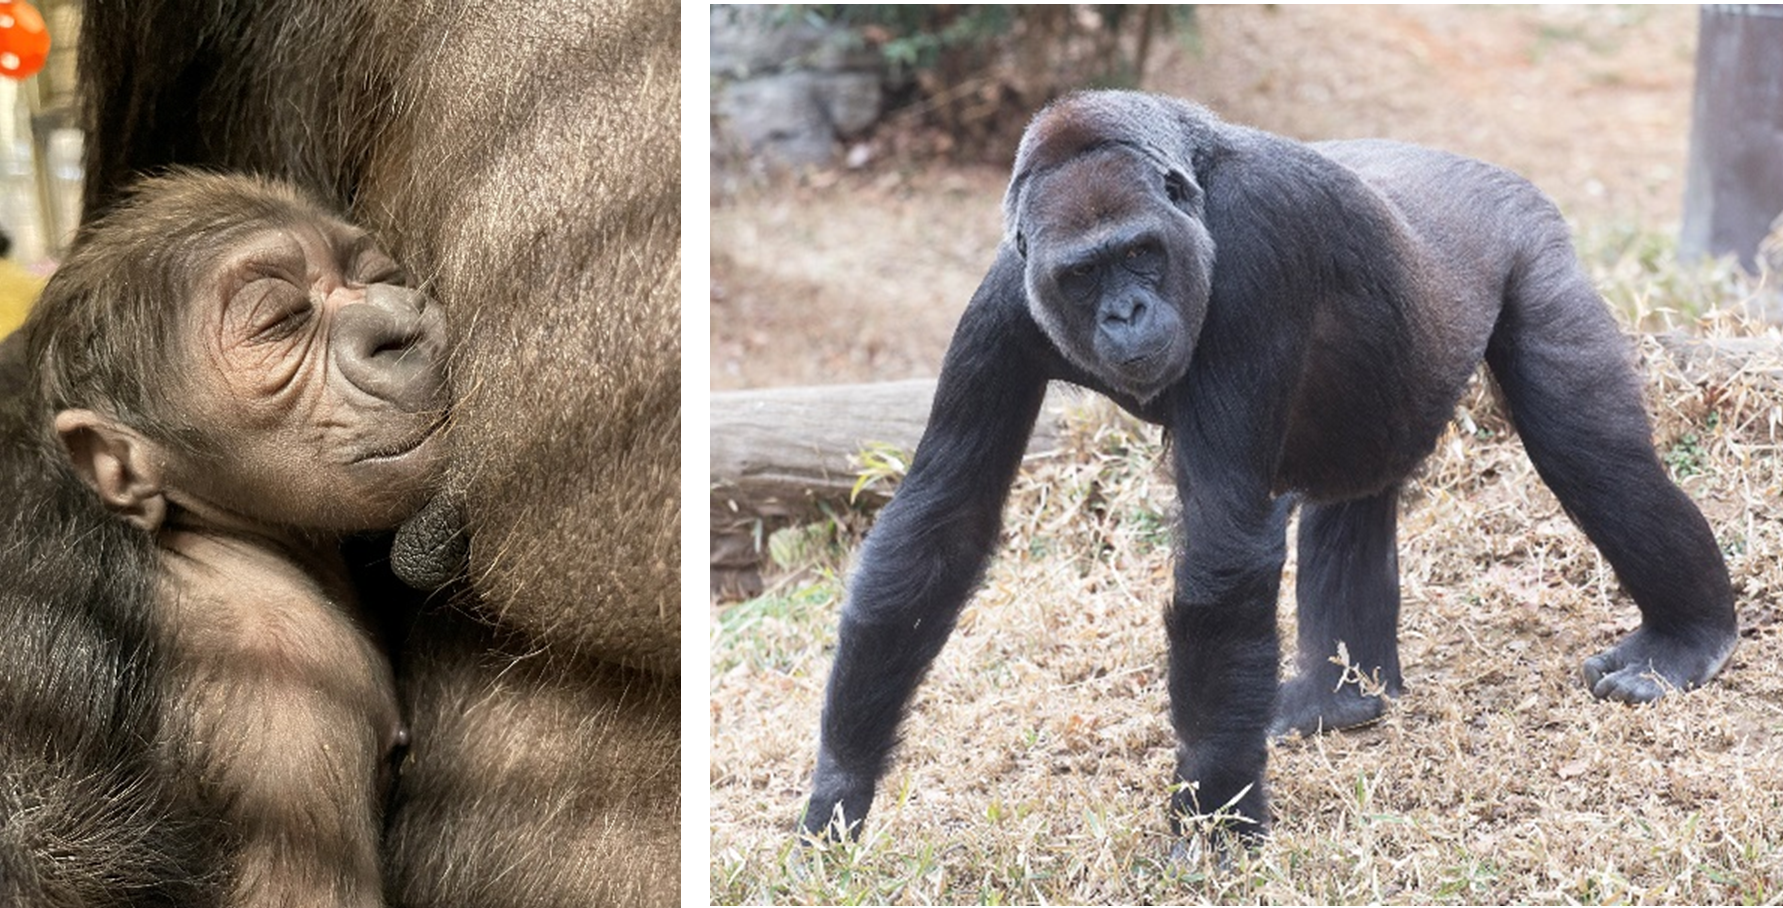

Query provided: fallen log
[710,379,1082,595]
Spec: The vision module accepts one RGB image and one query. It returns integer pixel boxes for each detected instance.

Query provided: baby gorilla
[23,172,446,905]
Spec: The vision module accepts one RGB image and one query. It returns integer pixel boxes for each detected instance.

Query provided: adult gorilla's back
[79,1,679,904]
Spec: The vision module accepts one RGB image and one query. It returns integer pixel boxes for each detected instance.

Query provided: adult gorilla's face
[1014,146,1215,402]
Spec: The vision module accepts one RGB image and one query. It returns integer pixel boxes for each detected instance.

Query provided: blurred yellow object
[0,257,44,339]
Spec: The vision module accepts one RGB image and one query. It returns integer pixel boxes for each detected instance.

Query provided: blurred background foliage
[785,5,1195,159]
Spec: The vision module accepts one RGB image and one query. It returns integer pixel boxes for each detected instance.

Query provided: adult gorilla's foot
[799,750,877,842]
[1582,625,1738,703]
[1270,674,1393,738]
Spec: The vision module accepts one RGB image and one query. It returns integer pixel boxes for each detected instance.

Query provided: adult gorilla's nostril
[1103,297,1147,326]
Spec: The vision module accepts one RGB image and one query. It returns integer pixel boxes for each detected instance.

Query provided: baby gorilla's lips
[354,411,449,464]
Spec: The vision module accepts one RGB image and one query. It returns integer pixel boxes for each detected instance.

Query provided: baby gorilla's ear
[53,409,168,531]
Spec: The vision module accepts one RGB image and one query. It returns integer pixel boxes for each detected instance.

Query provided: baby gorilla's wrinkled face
[169,221,449,534]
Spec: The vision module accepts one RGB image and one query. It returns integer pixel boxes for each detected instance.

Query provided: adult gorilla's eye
[1057,261,1097,297]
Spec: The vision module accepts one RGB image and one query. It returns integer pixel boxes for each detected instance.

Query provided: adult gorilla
[75,1,679,904]
[803,91,1736,840]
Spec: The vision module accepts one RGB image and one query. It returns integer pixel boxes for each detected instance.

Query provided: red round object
[0,1,49,80]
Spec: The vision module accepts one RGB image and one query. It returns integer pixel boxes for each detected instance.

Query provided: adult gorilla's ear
[1163,170,1202,216]
[1003,167,1033,260]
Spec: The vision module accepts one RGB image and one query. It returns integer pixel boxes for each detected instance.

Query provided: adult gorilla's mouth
[1113,346,1174,386]
[1109,343,1193,404]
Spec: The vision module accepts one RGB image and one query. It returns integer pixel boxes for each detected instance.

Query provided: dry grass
[710,266,1783,903]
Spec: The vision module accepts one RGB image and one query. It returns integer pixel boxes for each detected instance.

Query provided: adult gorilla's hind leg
[1488,261,1737,703]
[1272,488,1404,737]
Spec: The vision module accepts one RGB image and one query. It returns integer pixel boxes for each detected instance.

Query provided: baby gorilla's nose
[333,284,449,412]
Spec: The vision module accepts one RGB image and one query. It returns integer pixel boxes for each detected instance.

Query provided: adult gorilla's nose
[1097,294,1155,356]
[333,283,449,411]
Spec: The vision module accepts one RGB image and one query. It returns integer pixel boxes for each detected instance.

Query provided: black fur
[803,91,1737,840]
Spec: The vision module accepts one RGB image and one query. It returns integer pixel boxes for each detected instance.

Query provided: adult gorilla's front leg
[803,250,1053,839]
[805,515,1002,836]
[1165,475,1291,836]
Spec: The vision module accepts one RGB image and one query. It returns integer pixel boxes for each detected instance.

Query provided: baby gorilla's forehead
[197,220,374,287]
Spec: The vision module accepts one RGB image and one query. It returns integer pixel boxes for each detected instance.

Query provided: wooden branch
[1653,333,1783,382]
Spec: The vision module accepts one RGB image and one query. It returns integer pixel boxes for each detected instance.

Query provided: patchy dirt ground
[711,5,1700,389]
[709,5,1783,905]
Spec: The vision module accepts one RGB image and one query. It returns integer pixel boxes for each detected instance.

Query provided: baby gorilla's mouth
[355,411,449,463]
